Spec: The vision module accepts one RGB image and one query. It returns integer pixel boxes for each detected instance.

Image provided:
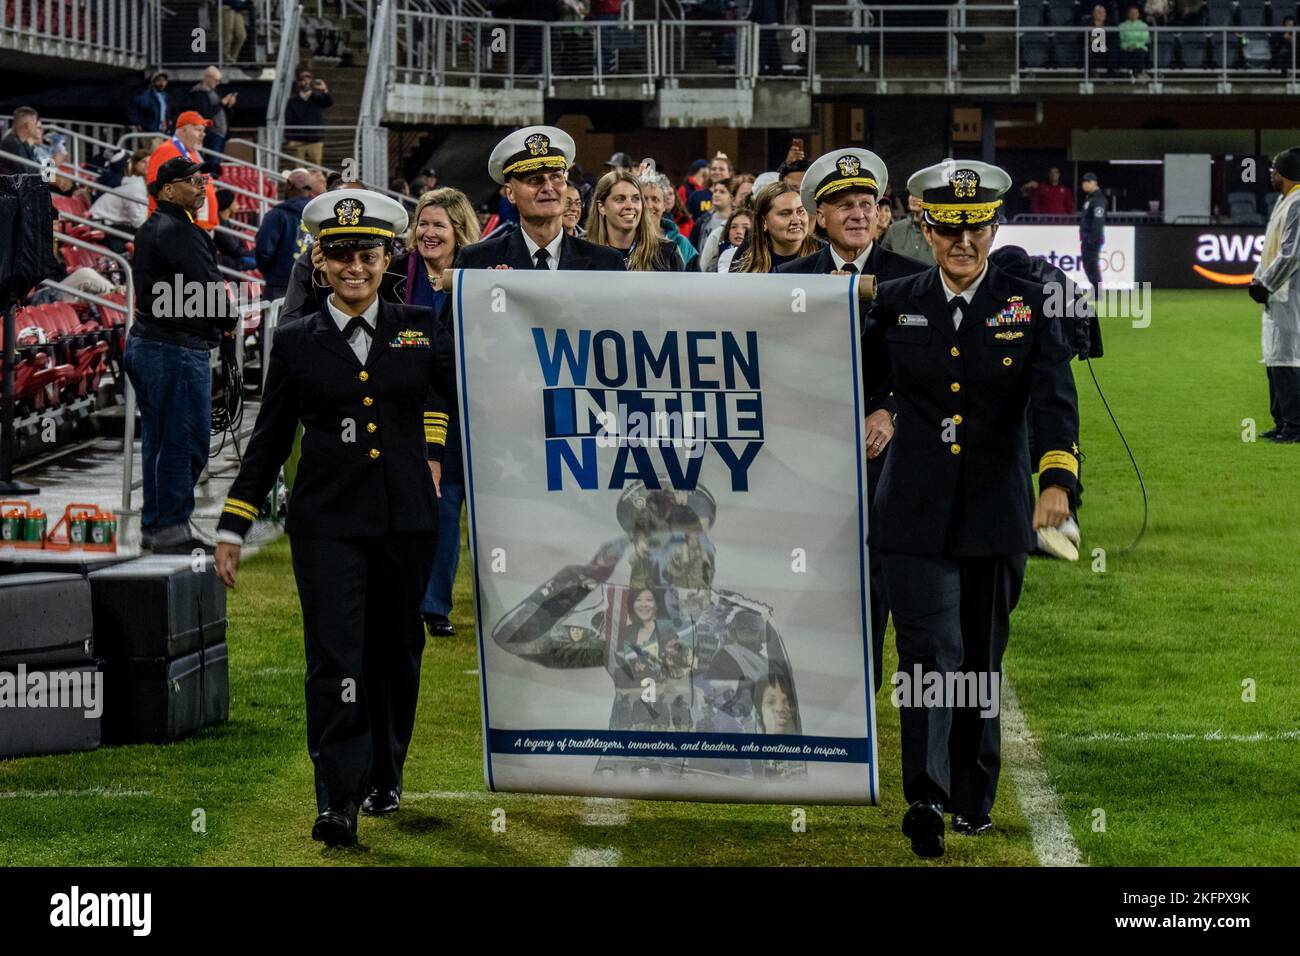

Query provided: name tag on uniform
[985,296,1033,327]
[897,314,929,327]
[391,328,432,348]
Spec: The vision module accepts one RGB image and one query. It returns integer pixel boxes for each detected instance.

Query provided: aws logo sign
[1193,233,1265,285]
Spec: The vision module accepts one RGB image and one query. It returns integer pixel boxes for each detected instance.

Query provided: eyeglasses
[562,198,582,208]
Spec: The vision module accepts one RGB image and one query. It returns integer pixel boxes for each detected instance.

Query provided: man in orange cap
[146,111,219,231]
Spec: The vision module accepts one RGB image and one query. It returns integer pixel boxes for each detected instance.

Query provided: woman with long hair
[732,182,820,273]
[395,187,482,312]
[586,170,683,271]
[714,207,753,273]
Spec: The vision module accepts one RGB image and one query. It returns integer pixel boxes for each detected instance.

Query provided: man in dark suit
[213,189,457,848]
[454,126,625,273]
[778,148,927,695]
[861,161,1080,858]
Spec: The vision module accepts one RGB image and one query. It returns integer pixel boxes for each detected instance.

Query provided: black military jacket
[862,261,1080,557]
[217,300,456,539]
[776,242,929,283]
[455,225,626,271]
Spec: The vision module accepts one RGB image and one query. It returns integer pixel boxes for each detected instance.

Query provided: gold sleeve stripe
[425,428,447,444]
[223,499,259,520]
[424,412,450,421]
[1038,451,1080,478]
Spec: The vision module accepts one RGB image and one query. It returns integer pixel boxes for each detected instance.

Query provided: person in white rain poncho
[1251,147,1300,443]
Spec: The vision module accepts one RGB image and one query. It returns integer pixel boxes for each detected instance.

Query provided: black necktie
[841,262,858,274]
[948,296,965,317]
[342,315,374,340]
[533,248,551,270]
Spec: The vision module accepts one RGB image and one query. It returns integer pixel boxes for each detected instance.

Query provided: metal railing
[263,0,303,156]
[0,0,157,68]
[357,0,394,186]
[370,1,1299,92]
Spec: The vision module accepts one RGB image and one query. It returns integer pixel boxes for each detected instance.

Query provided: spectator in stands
[587,170,684,271]
[678,158,708,213]
[255,169,315,301]
[589,0,624,71]
[715,207,753,274]
[875,198,894,241]
[183,66,236,173]
[0,106,42,177]
[40,138,89,204]
[643,174,699,270]
[881,193,936,265]
[221,1,251,62]
[147,111,220,231]
[127,156,238,553]
[1119,6,1151,78]
[1029,166,1077,215]
[1085,4,1115,73]
[416,165,439,194]
[390,177,413,199]
[734,172,757,207]
[752,0,784,75]
[283,69,333,167]
[127,72,172,134]
[693,174,738,251]
[90,148,151,238]
[213,188,256,272]
[684,151,732,226]
[604,151,634,174]
[779,157,812,190]
[1273,16,1297,72]
[732,182,820,273]
[562,182,586,237]
[1143,0,1169,26]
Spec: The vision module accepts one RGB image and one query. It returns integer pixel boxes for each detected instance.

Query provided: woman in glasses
[213,188,458,848]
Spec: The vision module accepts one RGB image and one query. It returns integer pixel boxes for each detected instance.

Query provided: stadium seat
[1022,32,1050,68]
[1228,191,1264,223]
[50,193,90,219]
[1177,32,1207,66]
[1208,1,1235,26]
[1237,0,1267,26]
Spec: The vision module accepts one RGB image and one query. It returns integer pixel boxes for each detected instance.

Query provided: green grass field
[1,289,1296,867]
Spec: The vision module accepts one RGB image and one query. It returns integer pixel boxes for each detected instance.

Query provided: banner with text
[455,270,878,804]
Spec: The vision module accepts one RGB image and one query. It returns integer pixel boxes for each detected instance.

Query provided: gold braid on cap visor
[920,199,1002,225]
[503,155,569,176]
[814,176,879,201]
[317,225,396,239]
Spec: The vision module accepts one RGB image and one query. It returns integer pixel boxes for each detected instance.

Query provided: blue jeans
[123,337,212,536]
[420,480,465,618]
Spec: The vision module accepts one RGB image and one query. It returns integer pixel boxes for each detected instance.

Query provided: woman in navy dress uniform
[213,189,456,847]
[861,161,1081,858]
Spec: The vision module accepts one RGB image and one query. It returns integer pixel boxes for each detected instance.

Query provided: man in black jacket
[125,157,238,552]
[778,148,928,695]
[455,126,625,272]
[282,69,333,167]
[862,160,1080,858]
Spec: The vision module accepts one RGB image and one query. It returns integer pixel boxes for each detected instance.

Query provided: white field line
[568,797,628,866]
[1001,680,1085,868]
[0,788,151,799]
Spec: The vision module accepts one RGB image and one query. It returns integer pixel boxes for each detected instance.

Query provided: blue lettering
[713,441,763,491]
[633,330,680,388]
[723,331,760,389]
[686,331,719,388]
[609,444,660,489]
[592,330,628,387]
[532,328,590,388]
[546,438,598,490]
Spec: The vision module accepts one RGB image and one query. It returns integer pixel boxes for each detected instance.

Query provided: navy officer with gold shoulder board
[778,148,929,694]
[213,189,457,847]
[861,161,1080,858]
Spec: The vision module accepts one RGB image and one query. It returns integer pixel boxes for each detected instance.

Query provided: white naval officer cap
[301,188,409,250]
[906,160,1012,228]
[488,126,576,185]
[800,148,889,216]
[752,171,779,192]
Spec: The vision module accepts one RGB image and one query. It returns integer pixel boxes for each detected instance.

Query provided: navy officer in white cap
[456,125,625,271]
[777,148,928,696]
[861,160,1080,857]
[213,188,457,847]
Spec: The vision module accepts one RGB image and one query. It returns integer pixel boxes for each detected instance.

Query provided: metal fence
[372,1,1299,91]
[0,0,158,67]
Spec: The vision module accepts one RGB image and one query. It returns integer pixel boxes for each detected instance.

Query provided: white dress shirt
[327,293,381,364]
[830,243,872,273]
[938,262,989,330]
[520,227,563,270]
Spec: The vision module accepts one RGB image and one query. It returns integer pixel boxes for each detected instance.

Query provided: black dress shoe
[311,807,358,847]
[1269,430,1300,443]
[424,614,455,637]
[360,787,401,815]
[1260,427,1281,439]
[901,800,945,858]
[952,813,993,835]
